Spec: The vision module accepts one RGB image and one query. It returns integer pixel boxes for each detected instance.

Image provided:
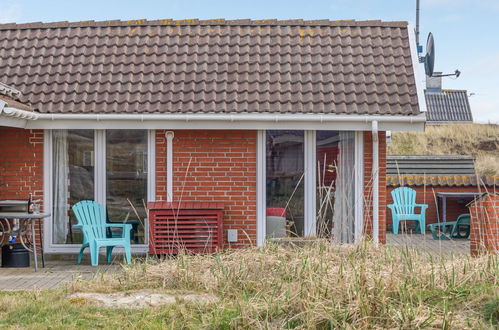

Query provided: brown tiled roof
[387,175,498,187]
[0,19,421,115]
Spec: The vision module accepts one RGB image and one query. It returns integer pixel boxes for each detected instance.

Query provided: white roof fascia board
[0,102,30,128]
[407,22,427,114]
[0,116,27,128]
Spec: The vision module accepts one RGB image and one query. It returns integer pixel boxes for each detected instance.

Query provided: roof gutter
[34,112,426,123]
[26,112,426,131]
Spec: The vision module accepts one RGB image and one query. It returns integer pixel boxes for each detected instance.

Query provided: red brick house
[0,19,426,254]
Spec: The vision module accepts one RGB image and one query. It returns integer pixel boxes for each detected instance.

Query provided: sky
[0,0,498,123]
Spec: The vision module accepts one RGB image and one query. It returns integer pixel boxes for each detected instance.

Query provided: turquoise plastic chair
[427,213,471,240]
[72,200,132,266]
[388,187,428,234]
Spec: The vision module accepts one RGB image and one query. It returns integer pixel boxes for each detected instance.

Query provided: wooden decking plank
[42,274,68,290]
[31,271,65,290]
[386,233,469,256]
[0,259,121,291]
[7,270,35,290]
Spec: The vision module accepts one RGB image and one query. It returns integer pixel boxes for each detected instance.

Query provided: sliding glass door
[51,129,149,246]
[316,131,355,242]
[264,130,357,242]
[52,130,94,244]
[106,130,148,244]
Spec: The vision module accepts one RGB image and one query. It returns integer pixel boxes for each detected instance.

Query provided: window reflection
[52,129,94,244]
[316,131,355,242]
[106,130,148,245]
[316,131,339,238]
[266,130,304,237]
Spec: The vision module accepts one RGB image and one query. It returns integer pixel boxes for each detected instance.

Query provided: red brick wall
[155,130,257,248]
[0,127,390,249]
[469,194,499,256]
[363,131,387,244]
[155,130,385,247]
[0,127,44,204]
[385,185,484,232]
[0,127,44,245]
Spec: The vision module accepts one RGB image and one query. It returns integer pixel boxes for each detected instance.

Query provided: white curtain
[52,130,69,244]
[332,131,356,244]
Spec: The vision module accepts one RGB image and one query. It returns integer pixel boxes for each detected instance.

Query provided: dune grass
[389,123,499,177]
[0,242,497,329]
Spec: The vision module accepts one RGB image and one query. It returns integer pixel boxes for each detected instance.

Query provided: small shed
[386,155,497,231]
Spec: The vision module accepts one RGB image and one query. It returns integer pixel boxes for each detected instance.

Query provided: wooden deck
[0,257,120,291]
[386,233,470,255]
[0,235,470,291]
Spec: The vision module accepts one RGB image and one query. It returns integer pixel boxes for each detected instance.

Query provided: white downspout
[165,131,174,202]
[371,121,379,246]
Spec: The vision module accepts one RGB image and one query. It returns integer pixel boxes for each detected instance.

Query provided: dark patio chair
[428,213,471,240]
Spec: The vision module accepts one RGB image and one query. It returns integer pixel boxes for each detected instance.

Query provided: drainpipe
[165,131,174,202]
[371,121,379,246]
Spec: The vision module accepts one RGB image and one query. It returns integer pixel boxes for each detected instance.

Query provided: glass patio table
[0,212,50,272]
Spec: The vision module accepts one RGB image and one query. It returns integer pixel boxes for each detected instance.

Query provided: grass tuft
[482,297,499,324]
[1,242,496,328]
[389,123,499,176]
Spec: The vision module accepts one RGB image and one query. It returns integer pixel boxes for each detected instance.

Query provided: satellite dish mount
[415,0,460,78]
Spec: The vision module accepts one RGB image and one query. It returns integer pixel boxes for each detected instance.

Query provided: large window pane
[106,130,148,244]
[316,131,339,238]
[266,130,304,237]
[316,131,355,242]
[52,129,94,244]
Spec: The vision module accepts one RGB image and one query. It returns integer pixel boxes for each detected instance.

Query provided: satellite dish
[424,32,435,77]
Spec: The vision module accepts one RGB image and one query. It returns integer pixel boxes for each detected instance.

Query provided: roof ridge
[425,89,468,93]
[0,18,408,30]
[441,89,468,93]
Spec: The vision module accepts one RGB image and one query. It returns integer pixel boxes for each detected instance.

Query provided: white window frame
[256,130,266,246]
[304,130,317,237]
[256,129,364,246]
[354,131,364,242]
[43,129,155,253]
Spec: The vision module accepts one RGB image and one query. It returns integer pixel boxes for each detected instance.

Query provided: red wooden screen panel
[148,202,224,255]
